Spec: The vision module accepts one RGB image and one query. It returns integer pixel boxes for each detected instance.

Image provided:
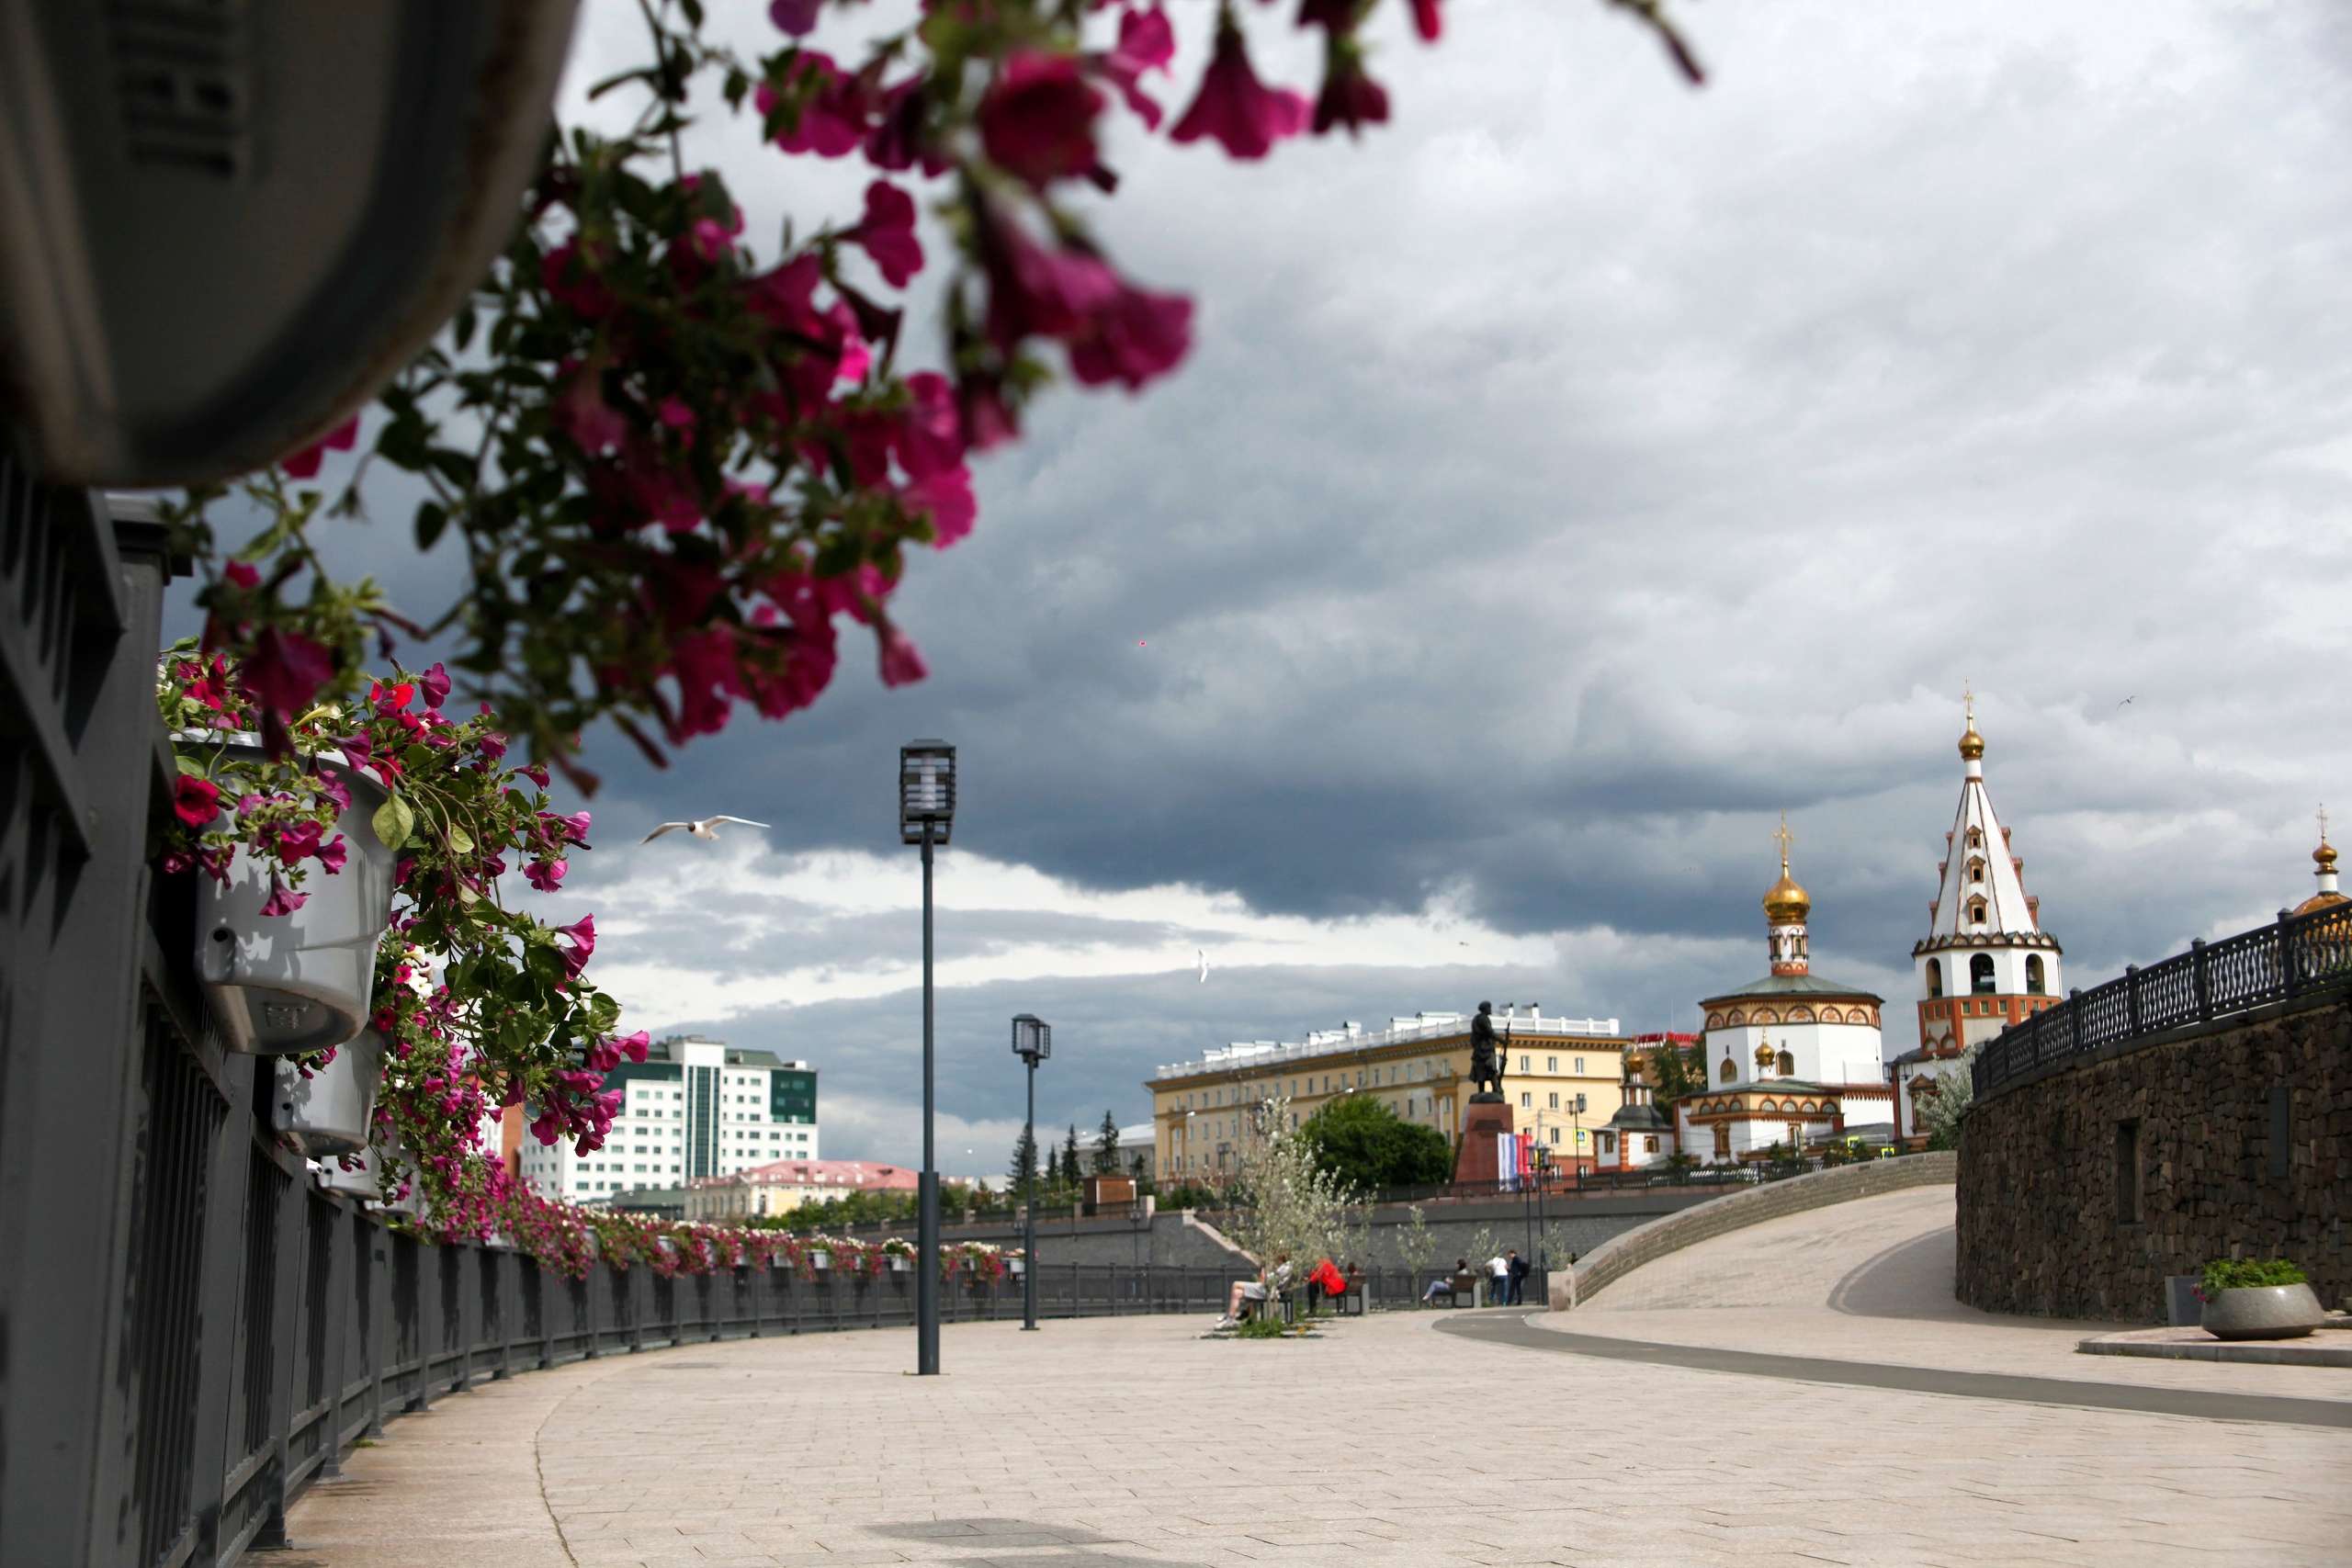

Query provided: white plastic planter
[809,1250,831,1270]
[273,1029,386,1158]
[887,1255,909,1272]
[190,749,396,1055]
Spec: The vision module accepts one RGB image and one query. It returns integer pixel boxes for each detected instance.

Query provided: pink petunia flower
[420,662,451,710]
[1313,46,1390,136]
[243,627,334,716]
[1170,19,1309,160]
[877,626,928,687]
[768,0,822,36]
[1097,6,1176,130]
[222,560,261,590]
[978,51,1105,186]
[1066,278,1193,389]
[847,181,923,288]
[173,773,222,829]
[903,467,977,547]
[757,58,867,157]
[259,878,307,918]
[281,415,360,479]
[526,859,568,893]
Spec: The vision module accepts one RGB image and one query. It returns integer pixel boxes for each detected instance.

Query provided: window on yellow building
[1575,1057,1586,1075]
[1519,1055,1530,1073]
[1546,1055,1557,1073]
[1520,1091,1532,1109]
[1548,1092,1559,1110]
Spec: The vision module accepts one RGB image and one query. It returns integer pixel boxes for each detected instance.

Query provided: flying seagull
[2117,695,2135,710]
[640,815,769,843]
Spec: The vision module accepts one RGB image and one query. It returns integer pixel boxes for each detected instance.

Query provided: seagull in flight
[640,815,768,843]
[2116,695,2135,710]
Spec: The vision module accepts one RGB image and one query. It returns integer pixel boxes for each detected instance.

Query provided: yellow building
[1147,1009,1628,1179]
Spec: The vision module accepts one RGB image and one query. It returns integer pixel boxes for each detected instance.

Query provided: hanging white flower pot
[274,1029,386,1157]
[187,745,397,1054]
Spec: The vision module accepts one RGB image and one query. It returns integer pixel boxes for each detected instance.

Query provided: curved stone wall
[1956,994,2350,1322]
[1551,1153,1958,1311]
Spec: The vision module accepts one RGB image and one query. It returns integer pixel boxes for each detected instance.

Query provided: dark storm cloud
[164,3,2352,1157]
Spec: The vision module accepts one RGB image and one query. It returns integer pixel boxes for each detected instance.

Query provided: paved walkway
[269,1190,2352,1568]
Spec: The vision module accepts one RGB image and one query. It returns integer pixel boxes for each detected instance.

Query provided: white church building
[1676,823,1897,1164]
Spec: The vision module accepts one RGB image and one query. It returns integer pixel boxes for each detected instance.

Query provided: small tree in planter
[1224,1098,1355,1320]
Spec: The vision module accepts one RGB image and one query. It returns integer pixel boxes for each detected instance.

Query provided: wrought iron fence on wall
[1973,900,2352,1100]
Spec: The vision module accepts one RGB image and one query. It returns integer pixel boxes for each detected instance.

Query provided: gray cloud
[166,1,2352,1157]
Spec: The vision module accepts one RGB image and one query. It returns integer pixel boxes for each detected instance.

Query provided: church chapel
[1676,821,1896,1164]
[1893,703,2064,1145]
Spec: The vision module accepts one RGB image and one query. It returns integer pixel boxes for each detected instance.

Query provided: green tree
[1092,1110,1121,1175]
[1046,1143,1062,1190]
[1645,1036,1707,1102]
[1063,1124,1083,1190]
[1296,1094,1453,1192]
[1009,1125,1039,1194]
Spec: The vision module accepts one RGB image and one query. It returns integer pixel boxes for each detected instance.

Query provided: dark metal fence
[0,457,1510,1568]
[1973,900,2352,1100]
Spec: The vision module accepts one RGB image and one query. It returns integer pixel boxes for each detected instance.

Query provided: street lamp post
[900,740,956,1377]
[1011,1013,1051,1331]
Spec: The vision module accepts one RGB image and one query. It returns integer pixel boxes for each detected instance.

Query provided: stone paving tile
[279,1227,2352,1567]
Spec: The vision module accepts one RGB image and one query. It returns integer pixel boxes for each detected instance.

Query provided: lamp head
[1011,1013,1050,1064]
[899,740,956,844]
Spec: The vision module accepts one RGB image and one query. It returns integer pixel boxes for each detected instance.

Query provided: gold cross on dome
[2322,804,2331,846]
[1774,811,1793,872]
[1963,680,1974,725]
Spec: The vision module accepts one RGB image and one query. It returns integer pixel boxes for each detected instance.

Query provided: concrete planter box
[2201,1282,2325,1340]
[187,745,397,1055]
[272,1029,385,1157]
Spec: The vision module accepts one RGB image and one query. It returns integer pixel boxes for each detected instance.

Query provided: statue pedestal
[1453,1097,1515,1185]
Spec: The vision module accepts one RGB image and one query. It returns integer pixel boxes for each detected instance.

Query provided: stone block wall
[1554,1153,1958,1311]
[1955,995,2350,1322]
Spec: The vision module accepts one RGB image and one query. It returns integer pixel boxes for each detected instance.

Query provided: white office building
[519,1034,819,1202]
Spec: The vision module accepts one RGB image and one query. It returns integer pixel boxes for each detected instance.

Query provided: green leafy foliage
[2200,1258,2307,1293]
[1296,1092,1453,1192]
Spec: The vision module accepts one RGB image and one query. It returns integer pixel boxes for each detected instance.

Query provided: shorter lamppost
[1012,1012,1050,1332]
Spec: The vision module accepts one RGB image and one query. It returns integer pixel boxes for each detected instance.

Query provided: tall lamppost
[900,739,956,1377]
[1011,1013,1050,1331]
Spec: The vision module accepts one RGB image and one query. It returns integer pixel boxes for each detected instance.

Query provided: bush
[1296,1094,1453,1191]
[1230,1314,1296,1339]
[2200,1258,2307,1294]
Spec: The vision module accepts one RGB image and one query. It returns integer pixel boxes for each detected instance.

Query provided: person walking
[1487,1251,1510,1307]
[1506,1248,1530,1305]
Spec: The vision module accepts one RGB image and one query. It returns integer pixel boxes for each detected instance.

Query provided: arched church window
[1778,1050,1796,1077]
[1719,1059,1736,1082]
[1966,827,1984,849]
[1927,958,1943,998]
[1759,1099,1778,1113]
[2026,954,2045,995]
[1968,898,1987,925]
[1968,857,1985,884]
[1821,1006,1842,1022]
[1971,953,1996,994]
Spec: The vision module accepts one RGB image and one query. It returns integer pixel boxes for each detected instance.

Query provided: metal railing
[1973,900,2352,1100]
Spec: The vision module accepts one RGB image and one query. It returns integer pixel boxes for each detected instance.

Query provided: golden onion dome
[2294,834,2346,917]
[1958,717,1984,761]
[1763,866,1810,924]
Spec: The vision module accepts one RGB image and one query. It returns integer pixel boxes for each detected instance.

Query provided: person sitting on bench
[1218,1256,1291,1326]
[1422,1258,1470,1303]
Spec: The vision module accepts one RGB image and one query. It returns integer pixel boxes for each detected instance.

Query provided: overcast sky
[173,0,2352,1178]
